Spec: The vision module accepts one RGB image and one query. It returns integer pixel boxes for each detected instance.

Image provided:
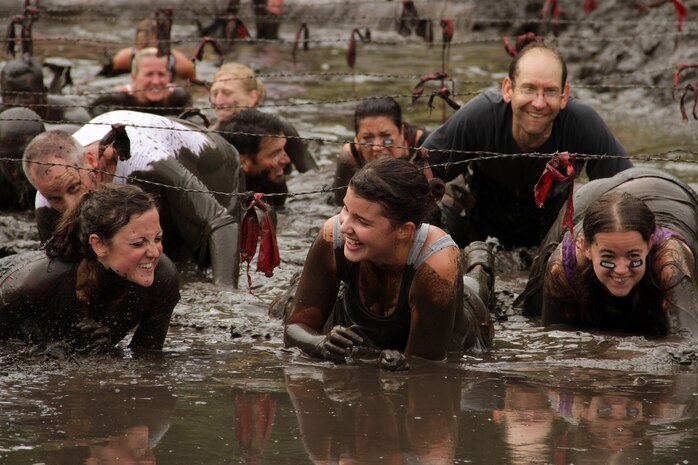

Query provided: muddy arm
[128,254,180,351]
[657,240,698,338]
[284,220,341,357]
[404,247,461,360]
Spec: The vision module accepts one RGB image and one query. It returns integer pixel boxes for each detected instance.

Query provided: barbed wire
[11,148,697,201]
[4,6,698,29]
[0,65,685,105]
[0,79,684,116]
[11,27,698,51]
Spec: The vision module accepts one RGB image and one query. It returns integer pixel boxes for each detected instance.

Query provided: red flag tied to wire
[240,193,281,288]
[533,152,576,234]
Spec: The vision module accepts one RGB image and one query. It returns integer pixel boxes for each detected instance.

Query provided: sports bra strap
[414,234,458,269]
[406,224,430,266]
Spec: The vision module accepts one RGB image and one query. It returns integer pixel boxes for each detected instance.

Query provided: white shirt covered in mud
[33,110,246,286]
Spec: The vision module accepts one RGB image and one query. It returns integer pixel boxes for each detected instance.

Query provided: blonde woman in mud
[209,62,317,173]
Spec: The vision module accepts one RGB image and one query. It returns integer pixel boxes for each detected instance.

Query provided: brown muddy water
[2,3,698,464]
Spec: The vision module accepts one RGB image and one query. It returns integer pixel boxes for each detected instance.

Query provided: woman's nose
[147,242,161,257]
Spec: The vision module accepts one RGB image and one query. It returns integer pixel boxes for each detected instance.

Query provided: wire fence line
[11,149,698,201]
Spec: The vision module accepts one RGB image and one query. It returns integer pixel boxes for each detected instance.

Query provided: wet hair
[349,157,435,227]
[0,107,45,159]
[0,55,48,112]
[45,183,158,261]
[582,191,656,244]
[22,130,85,188]
[131,47,170,76]
[218,108,285,161]
[135,18,158,48]
[0,55,45,92]
[508,42,568,88]
[213,62,267,103]
[353,97,402,135]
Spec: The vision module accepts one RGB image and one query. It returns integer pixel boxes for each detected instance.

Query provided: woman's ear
[89,233,108,258]
[397,221,416,240]
[248,88,260,107]
[579,236,592,260]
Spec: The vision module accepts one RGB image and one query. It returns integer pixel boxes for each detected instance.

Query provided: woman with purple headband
[519,167,698,338]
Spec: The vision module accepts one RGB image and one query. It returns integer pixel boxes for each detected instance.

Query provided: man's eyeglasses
[514,83,564,101]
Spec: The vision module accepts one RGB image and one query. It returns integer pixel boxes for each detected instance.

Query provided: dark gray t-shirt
[422,90,632,247]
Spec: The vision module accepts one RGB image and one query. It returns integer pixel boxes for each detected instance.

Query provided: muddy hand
[316,324,363,362]
[379,349,409,371]
[76,318,112,354]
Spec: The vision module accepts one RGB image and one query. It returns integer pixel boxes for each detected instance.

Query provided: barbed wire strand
[10,147,698,201]
[15,28,698,50]
[4,5,698,29]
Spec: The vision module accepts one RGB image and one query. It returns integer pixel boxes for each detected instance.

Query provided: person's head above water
[0,107,45,189]
[347,156,435,228]
[23,130,99,212]
[218,108,289,186]
[134,18,158,49]
[130,47,173,104]
[0,54,48,113]
[351,97,408,163]
[46,183,163,287]
[580,191,656,298]
[501,42,571,152]
[210,62,266,124]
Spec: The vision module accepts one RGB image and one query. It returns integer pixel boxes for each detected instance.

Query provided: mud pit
[1,1,698,464]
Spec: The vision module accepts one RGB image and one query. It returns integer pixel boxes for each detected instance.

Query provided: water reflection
[13,380,175,465]
[492,371,698,465]
[285,363,462,464]
[283,363,698,465]
[234,392,277,465]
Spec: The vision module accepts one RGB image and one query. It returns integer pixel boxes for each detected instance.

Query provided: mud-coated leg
[462,241,495,313]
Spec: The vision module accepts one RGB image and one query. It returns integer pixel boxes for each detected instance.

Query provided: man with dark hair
[423,43,632,248]
[218,109,291,208]
[23,110,245,288]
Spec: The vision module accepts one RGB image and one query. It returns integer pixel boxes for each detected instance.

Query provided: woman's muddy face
[132,56,172,103]
[91,208,163,287]
[583,230,651,297]
[210,74,259,123]
[338,187,402,264]
[355,116,406,163]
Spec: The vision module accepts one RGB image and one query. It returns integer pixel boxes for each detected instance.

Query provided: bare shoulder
[320,216,339,243]
[337,143,357,166]
[417,226,460,283]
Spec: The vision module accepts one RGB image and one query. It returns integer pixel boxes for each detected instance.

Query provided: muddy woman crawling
[283,157,494,371]
[520,167,698,338]
[0,183,180,353]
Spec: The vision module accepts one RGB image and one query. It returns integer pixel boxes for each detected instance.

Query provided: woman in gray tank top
[284,157,494,371]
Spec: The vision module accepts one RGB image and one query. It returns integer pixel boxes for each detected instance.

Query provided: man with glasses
[422,43,631,249]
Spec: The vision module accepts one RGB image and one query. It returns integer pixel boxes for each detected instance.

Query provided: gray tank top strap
[406,223,430,266]
[413,234,458,269]
[333,215,343,249]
